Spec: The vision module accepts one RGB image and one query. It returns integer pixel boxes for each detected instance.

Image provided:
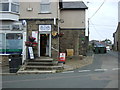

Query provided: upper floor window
[0,2,19,13]
[40,0,51,13]
[11,3,19,13]
[0,3,9,11]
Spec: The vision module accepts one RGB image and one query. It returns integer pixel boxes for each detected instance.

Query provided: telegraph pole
[88,18,90,41]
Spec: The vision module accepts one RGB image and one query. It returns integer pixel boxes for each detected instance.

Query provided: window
[0,3,9,11]
[0,33,23,54]
[0,2,19,13]
[0,33,5,54]
[40,0,51,13]
[6,33,23,54]
[11,3,19,13]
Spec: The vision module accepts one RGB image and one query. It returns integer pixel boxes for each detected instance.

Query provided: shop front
[26,19,59,60]
[38,25,52,57]
[0,25,23,55]
[0,23,25,67]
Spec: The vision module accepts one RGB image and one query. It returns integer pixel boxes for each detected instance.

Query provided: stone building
[115,23,120,52]
[113,1,120,52]
[19,0,88,60]
[113,27,119,51]
[59,1,88,56]
[20,0,60,60]
[118,24,120,52]
[118,2,120,52]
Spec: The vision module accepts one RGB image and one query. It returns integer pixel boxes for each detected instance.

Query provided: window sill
[0,54,10,55]
[38,12,52,14]
[0,11,20,15]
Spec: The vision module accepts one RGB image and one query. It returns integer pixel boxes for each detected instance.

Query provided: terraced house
[118,1,120,52]
[19,0,88,60]
[113,1,120,52]
[1,0,87,73]
[59,1,88,56]
[0,0,26,67]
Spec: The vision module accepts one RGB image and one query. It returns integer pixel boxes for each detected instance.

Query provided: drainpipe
[57,1,60,59]
[22,20,27,64]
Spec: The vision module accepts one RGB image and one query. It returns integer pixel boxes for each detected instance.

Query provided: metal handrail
[51,47,58,52]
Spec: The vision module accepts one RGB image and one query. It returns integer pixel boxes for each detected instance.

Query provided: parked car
[106,46,110,51]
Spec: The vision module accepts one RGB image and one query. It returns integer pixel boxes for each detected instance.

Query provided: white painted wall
[60,10,86,28]
[0,13,19,21]
[20,2,58,19]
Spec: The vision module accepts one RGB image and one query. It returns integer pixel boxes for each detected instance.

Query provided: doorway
[40,34,51,57]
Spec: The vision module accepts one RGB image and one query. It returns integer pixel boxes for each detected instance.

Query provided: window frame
[40,0,51,14]
[11,2,19,13]
[0,2,9,12]
[0,1,19,14]
[0,32,23,55]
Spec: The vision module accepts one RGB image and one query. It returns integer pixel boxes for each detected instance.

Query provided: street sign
[32,31,38,42]
[39,25,51,32]
[28,47,34,59]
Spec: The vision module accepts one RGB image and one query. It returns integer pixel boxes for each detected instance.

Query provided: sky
[63,0,119,43]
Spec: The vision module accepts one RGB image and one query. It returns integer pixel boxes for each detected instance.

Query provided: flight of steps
[17,57,64,74]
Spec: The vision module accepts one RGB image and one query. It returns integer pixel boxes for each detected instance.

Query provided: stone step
[17,70,56,74]
[25,65,63,70]
[33,58,54,62]
[27,61,58,65]
[17,57,63,74]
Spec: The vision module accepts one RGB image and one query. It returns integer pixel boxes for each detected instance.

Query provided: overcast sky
[63,0,119,43]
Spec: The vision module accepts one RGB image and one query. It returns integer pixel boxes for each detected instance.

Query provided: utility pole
[88,18,90,41]
[86,1,90,41]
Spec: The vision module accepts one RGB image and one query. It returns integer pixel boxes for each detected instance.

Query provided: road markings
[62,68,119,74]
[112,68,120,71]
[94,69,108,72]
[62,71,74,73]
[78,70,91,73]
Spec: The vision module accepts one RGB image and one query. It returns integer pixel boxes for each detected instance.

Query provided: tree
[102,39,112,45]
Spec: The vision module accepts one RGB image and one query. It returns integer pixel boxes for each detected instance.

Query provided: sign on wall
[32,31,38,42]
[39,25,51,32]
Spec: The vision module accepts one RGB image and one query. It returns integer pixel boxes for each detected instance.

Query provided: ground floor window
[0,33,23,54]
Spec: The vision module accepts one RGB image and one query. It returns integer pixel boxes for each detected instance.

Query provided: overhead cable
[89,0,106,20]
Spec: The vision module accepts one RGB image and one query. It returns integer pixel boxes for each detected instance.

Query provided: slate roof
[60,1,88,10]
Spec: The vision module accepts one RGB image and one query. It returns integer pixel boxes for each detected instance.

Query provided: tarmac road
[2,51,119,89]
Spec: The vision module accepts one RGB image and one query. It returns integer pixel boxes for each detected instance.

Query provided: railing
[51,47,58,52]
[0,25,12,30]
[0,0,9,2]
[0,0,19,4]
[0,24,24,30]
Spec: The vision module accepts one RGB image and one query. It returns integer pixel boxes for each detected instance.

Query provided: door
[39,34,51,57]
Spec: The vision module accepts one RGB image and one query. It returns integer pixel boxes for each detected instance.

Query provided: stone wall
[26,19,59,60]
[59,29,86,56]
[118,23,120,52]
[0,55,9,67]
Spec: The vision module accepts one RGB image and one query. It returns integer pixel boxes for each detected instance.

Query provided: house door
[39,34,51,57]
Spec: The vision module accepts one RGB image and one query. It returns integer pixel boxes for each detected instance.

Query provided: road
[2,51,119,89]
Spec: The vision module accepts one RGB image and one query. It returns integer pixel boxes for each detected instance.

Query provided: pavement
[1,51,94,75]
[63,52,94,71]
